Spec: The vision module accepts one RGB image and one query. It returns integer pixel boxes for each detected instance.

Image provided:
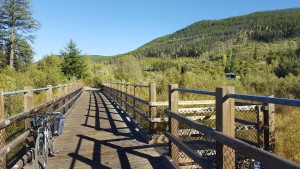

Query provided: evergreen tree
[61,40,87,80]
[0,0,40,69]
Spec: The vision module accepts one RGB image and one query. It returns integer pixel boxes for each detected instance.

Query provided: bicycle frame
[30,112,60,169]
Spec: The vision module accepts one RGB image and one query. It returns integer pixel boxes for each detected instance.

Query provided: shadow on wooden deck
[61,89,164,169]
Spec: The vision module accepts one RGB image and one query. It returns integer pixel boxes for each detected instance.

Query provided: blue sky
[31,0,300,61]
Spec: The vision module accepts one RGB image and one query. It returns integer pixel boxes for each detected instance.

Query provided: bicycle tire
[35,133,48,169]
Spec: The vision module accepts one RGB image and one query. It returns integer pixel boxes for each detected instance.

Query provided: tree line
[0,0,87,82]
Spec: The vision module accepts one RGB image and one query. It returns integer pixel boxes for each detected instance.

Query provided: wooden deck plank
[43,89,165,169]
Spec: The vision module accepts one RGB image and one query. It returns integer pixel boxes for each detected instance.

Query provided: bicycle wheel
[35,133,48,169]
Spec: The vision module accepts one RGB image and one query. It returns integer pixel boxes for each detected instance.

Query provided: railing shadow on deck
[68,90,164,169]
[81,90,143,140]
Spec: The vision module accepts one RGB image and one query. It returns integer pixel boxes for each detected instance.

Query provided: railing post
[118,83,121,104]
[69,83,72,94]
[116,83,120,104]
[264,95,275,152]
[257,106,264,148]
[168,84,179,165]
[126,83,130,112]
[114,83,116,101]
[46,85,53,102]
[149,82,157,138]
[58,84,63,98]
[108,83,111,95]
[70,83,73,93]
[24,86,34,152]
[0,89,6,168]
[216,86,235,169]
[63,84,69,113]
[133,83,139,121]
[24,86,34,111]
[64,84,69,96]
[121,83,125,108]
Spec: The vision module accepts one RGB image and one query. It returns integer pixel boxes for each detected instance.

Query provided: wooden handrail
[0,130,30,158]
[174,88,216,96]
[104,86,149,105]
[0,83,83,167]
[228,93,300,107]
[165,110,300,169]
[149,100,215,106]
[165,132,215,169]
[108,82,149,88]
[101,82,298,168]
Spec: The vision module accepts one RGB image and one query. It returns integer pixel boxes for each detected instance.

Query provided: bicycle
[29,111,62,169]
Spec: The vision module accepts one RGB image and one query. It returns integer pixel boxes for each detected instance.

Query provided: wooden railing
[101,82,152,141]
[101,82,300,169]
[0,83,83,168]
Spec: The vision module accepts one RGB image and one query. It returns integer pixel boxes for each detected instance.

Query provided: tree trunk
[9,0,15,69]
[9,44,14,68]
[9,27,15,68]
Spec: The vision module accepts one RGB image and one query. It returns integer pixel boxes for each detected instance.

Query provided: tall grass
[275,108,300,163]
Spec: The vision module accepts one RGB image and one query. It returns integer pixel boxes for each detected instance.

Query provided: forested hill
[131,8,300,58]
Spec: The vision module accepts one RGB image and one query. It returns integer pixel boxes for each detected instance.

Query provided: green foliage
[14,38,34,71]
[0,0,40,69]
[132,8,300,59]
[114,55,142,82]
[36,54,67,86]
[60,40,87,80]
[276,109,300,163]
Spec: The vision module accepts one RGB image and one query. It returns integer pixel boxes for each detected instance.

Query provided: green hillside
[131,8,300,59]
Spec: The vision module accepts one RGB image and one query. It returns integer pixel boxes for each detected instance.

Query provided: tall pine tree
[61,40,87,80]
[0,0,40,69]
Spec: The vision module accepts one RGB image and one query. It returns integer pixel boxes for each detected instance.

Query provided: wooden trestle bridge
[0,82,300,169]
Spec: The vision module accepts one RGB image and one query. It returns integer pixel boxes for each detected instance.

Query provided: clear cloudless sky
[31,0,300,61]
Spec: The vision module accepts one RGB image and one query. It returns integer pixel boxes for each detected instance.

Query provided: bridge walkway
[45,89,165,169]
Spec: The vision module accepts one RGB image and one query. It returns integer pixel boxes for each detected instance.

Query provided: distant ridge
[130,8,300,58]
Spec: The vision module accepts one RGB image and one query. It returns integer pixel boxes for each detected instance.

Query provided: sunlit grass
[275,109,300,163]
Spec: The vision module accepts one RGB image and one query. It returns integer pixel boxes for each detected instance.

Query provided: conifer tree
[61,40,87,80]
[0,0,40,69]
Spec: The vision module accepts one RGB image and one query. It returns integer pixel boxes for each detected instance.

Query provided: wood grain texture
[45,89,164,169]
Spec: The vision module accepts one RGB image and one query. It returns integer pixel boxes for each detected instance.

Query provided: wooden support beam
[121,84,125,108]
[168,84,179,165]
[216,86,235,169]
[133,83,139,120]
[58,84,63,98]
[24,86,34,111]
[149,82,156,138]
[257,105,264,148]
[64,84,69,96]
[126,84,130,112]
[0,89,5,168]
[47,85,53,102]
[264,95,275,152]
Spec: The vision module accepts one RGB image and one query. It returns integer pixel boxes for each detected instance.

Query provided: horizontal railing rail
[3,90,29,96]
[3,85,68,96]
[166,85,300,169]
[149,100,215,106]
[174,88,216,96]
[108,82,150,88]
[165,109,300,169]
[228,93,300,107]
[33,87,49,92]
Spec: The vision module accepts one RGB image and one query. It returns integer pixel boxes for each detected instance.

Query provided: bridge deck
[45,89,165,169]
